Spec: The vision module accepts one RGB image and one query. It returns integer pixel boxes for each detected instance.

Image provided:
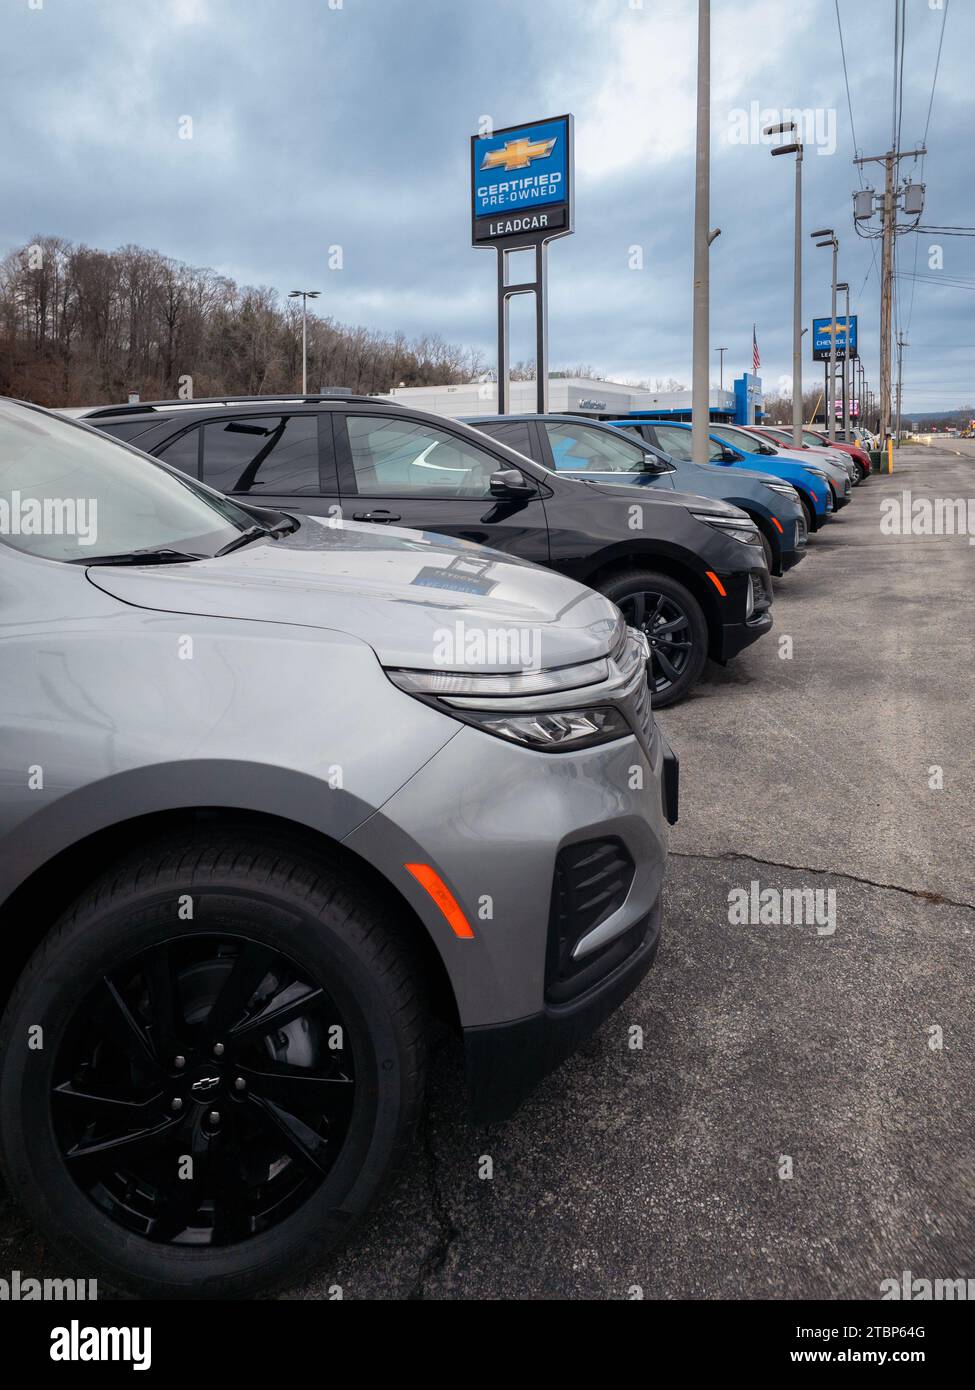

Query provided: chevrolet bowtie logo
[481,136,557,172]
[822,322,847,336]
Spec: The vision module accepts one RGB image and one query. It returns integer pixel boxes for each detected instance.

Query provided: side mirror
[644,453,676,474]
[490,468,533,497]
[721,448,739,462]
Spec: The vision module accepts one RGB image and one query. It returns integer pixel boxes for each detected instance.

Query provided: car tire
[850,460,864,484]
[758,530,775,574]
[797,493,816,533]
[598,569,708,708]
[0,832,428,1300]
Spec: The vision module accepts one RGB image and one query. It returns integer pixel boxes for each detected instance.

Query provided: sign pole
[497,250,511,415]
[471,115,574,417]
[535,241,549,413]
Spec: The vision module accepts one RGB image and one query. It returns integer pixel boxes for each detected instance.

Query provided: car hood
[576,478,748,519]
[84,515,624,672]
[696,462,785,488]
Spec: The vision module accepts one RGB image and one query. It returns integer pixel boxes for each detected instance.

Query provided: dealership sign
[812,314,858,361]
[471,115,574,246]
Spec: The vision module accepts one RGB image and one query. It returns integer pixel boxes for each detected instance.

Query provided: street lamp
[835,281,852,440]
[289,289,321,394]
[765,122,803,449]
[714,346,728,390]
[811,229,839,440]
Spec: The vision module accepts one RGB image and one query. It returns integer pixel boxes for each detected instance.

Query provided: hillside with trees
[0,236,486,406]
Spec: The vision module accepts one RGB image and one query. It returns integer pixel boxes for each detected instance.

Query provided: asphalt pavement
[2,443,972,1299]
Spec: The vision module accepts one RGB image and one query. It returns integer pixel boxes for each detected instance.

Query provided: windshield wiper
[74,548,206,567]
[216,525,272,556]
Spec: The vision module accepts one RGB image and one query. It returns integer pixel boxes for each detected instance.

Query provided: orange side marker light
[404,863,475,938]
[770,516,784,534]
[705,570,727,597]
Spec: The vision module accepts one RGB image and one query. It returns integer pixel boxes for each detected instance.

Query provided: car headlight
[767,482,799,500]
[453,706,630,749]
[691,512,763,546]
[384,662,633,751]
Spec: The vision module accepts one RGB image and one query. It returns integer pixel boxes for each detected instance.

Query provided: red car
[802,429,872,483]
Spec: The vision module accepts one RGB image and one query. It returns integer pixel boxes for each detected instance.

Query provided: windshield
[0,402,253,562]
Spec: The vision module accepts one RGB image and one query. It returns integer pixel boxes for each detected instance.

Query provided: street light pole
[715,346,727,390]
[895,334,908,445]
[836,281,851,440]
[289,289,321,394]
[765,122,803,449]
[691,0,712,466]
[811,230,839,440]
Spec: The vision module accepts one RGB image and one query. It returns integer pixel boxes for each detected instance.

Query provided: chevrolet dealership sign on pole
[471,115,574,412]
[812,314,858,361]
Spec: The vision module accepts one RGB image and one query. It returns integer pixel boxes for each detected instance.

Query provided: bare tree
[0,236,487,405]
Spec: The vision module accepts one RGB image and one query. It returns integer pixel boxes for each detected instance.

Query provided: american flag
[752,325,760,374]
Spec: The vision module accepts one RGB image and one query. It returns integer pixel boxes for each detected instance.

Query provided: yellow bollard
[887,438,894,473]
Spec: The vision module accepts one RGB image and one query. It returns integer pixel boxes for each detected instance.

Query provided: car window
[652,426,726,463]
[157,425,203,478]
[716,427,771,454]
[543,421,646,473]
[650,426,694,461]
[0,402,250,562]
[345,416,505,498]
[477,419,535,460]
[202,415,320,494]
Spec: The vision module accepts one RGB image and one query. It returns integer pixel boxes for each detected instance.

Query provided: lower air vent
[546,838,636,1002]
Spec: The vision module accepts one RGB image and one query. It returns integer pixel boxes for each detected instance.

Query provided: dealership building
[384,373,766,424]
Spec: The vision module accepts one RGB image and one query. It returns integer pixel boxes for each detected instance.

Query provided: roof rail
[83,392,395,419]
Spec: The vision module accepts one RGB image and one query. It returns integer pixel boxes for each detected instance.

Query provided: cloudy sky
[2,0,970,411]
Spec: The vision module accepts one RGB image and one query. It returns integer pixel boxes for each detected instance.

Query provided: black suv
[84,395,773,706]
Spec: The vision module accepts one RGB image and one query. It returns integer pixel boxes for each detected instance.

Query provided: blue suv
[616,419,834,533]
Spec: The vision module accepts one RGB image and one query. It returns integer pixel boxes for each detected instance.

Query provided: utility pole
[878,154,895,446]
[691,0,715,466]
[853,146,925,446]
[895,334,908,445]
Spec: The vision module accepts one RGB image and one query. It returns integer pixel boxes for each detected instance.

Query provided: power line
[908,0,950,335]
[921,0,949,147]
[895,0,907,156]
[834,0,862,182]
[913,225,975,237]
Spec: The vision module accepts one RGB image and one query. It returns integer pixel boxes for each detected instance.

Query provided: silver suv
[0,400,675,1298]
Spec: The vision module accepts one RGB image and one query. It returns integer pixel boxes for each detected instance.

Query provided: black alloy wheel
[51,933,355,1247]
[600,570,708,708]
[0,833,428,1298]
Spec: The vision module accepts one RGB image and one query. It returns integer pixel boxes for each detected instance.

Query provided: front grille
[546,838,635,1001]
[749,570,772,615]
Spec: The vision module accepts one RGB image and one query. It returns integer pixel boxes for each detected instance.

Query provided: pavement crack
[406,1103,461,1300]
[670,849,975,912]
